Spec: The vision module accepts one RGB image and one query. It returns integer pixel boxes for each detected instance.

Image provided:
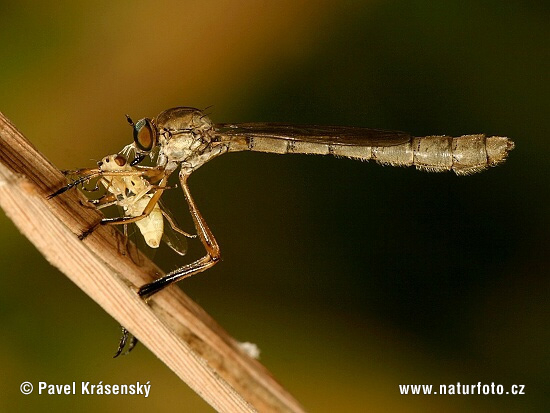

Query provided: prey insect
[50,107,514,354]
[84,153,194,254]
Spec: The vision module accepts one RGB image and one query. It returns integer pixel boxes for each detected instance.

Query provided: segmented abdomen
[228,134,514,175]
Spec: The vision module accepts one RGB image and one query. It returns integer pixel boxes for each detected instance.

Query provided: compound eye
[114,155,127,166]
[133,118,157,152]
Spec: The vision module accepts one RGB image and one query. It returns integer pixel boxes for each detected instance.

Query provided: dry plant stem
[0,111,304,413]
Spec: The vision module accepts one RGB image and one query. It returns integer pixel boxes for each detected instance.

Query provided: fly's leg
[79,194,136,258]
[76,195,120,239]
[98,177,167,227]
[138,173,220,299]
[80,194,118,209]
[113,326,139,358]
[160,208,196,238]
[81,181,101,193]
[78,172,169,240]
[78,196,117,237]
[121,223,130,258]
[48,167,165,199]
[126,333,139,353]
[151,183,178,190]
[113,326,129,358]
[79,184,165,240]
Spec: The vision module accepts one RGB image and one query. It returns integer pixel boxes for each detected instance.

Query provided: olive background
[0,1,547,412]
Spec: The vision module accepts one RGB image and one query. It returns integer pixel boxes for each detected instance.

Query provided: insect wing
[215,123,412,147]
[158,200,189,256]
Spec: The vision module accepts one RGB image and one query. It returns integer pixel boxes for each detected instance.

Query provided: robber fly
[52,106,515,297]
[50,107,514,352]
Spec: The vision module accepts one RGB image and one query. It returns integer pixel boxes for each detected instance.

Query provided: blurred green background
[0,1,548,411]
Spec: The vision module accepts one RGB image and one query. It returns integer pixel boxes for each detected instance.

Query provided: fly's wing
[158,200,189,256]
[214,123,412,147]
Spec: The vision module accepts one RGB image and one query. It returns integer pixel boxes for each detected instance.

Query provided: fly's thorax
[155,107,213,132]
[158,131,208,161]
[155,107,215,164]
[153,107,229,172]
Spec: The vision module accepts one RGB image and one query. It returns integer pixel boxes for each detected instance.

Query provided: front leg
[48,166,166,199]
[85,194,117,209]
[138,173,220,299]
[113,326,138,358]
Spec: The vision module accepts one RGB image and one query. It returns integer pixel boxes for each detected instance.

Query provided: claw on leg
[78,222,100,240]
[113,326,139,358]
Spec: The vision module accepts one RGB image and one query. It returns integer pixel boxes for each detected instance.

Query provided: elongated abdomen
[226,133,514,175]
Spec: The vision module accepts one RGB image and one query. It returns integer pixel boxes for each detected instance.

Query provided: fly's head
[124,115,158,166]
[97,154,130,172]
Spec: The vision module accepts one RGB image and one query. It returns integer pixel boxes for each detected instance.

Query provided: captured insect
[50,107,514,352]
[75,153,194,254]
